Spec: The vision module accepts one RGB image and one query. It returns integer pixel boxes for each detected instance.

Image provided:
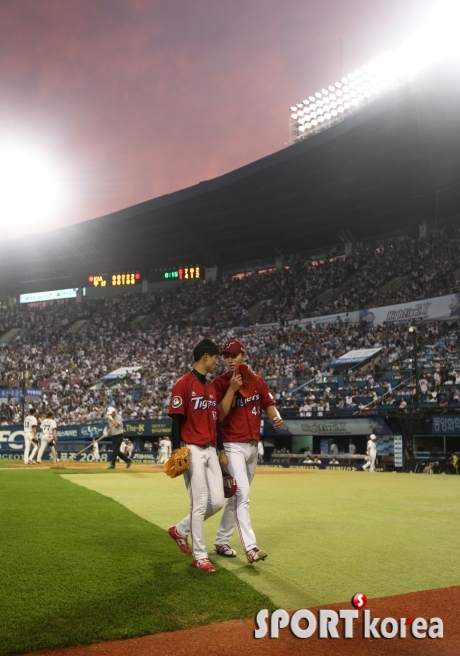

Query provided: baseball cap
[370,434,376,440]
[221,339,246,355]
[106,406,116,415]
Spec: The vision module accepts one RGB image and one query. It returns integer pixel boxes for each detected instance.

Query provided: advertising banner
[19,288,78,304]
[123,419,171,436]
[432,415,460,435]
[0,419,172,454]
[288,291,460,330]
[0,388,42,399]
[358,293,460,325]
[294,311,359,327]
[284,417,392,436]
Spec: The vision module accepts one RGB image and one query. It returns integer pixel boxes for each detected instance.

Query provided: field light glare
[0,143,62,232]
[291,0,460,143]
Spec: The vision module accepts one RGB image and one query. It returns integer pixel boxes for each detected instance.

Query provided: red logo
[352,594,367,609]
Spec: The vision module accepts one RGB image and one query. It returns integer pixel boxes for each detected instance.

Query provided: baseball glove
[163,446,191,478]
[235,364,258,398]
[222,468,237,498]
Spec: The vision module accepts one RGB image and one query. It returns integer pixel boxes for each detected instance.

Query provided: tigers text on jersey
[213,371,275,442]
[24,415,38,433]
[41,419,57,438]
[168,372,218,446]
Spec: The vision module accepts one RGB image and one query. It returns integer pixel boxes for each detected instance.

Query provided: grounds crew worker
[106,406,132,469]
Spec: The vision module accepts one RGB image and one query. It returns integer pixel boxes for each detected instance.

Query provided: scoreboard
[87,267,202,287]
[163,266,201,280]
[88,272,141,287]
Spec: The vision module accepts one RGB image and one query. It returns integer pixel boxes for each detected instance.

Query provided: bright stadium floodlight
[0,141,63,234]
[291,3,460,143]
[291,113,298,119]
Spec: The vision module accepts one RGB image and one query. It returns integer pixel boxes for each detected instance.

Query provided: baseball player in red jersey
[213,339,283,563]
[167,338,241,573]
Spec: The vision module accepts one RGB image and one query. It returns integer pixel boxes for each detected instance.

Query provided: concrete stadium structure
[2,62,460,296]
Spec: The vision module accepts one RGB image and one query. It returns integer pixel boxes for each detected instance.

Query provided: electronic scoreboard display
[163,266,201,280]
[88,272,141,287]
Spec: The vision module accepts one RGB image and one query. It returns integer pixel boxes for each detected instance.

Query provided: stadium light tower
[290,0,460,144]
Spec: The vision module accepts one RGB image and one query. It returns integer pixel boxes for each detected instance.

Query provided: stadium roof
[2,62,460,295]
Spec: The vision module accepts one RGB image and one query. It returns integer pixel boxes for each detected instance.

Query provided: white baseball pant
[159,448,168,464]
[363,451,377,471]
[24,434,38,464]
[37,436,57,463]
[176,444,224,560]
[215,441,258,552]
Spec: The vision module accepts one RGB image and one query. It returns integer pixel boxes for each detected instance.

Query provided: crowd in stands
[101,226,460,329]
[0,226,459,424]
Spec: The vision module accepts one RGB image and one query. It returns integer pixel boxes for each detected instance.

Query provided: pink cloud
[0,0,431,236]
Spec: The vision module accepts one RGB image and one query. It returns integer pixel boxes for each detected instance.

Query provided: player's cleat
[168,525,192,555]
[108,465,115,469]
[246,547,268,563]
[214,543,237,557]
[126,459,132,469]
[192,558,215,572]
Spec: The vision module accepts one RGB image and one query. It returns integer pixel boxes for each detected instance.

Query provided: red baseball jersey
[168,372,218,446]
[213,371,275,442]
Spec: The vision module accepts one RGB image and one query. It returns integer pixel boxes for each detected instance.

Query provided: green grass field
[0,470,272,656]
[1,467,460,655]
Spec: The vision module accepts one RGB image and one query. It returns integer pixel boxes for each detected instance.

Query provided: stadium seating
[0,227,460,424]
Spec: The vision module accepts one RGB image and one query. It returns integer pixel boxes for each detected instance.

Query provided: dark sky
[0,0,434,235]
